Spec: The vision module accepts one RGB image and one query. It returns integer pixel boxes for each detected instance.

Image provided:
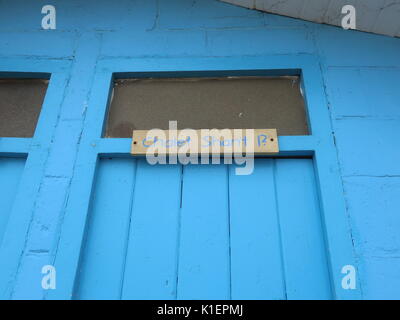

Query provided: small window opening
[0,78,49,138]
[105,76,309,138]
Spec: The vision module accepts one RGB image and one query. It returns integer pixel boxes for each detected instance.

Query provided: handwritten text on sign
[131,129,279,156]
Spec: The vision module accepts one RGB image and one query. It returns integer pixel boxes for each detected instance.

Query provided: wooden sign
[131,129,279,156]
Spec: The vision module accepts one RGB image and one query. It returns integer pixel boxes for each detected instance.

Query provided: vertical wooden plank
[46,72,114,300]
[274,158,332,299]
[74,158,136,300]
[0,158,25,245]
[229,159,285,299]
[177,164,230,300]
[121,160,182,300]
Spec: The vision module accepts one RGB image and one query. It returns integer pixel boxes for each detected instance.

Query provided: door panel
[229,159,285,299]
[122,161,182,300]
[75,158,136,299]
[178,164,230,300]
[0,157,25,245]
[75,158,332,300]
[274,159,332,299]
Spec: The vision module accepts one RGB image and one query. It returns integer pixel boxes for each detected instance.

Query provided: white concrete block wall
[220,0,400,37]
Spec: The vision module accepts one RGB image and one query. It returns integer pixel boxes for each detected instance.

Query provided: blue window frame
[0,58,71,298]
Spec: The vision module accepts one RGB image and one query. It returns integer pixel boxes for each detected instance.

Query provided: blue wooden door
[0,53,360,301]
[74,158,332,300]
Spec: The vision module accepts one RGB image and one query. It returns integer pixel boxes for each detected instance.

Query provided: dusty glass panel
[0,79,48,137]
[105,76,309,138]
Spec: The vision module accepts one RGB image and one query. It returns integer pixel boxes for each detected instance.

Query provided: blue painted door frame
[0,54,361,299]
[0,57,71,298]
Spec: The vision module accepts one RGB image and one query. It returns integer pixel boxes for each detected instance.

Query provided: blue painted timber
[0,158,26,245]
[73,158,331,300]
[0,0,399,299]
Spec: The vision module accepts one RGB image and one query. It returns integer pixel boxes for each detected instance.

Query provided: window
[0,78,49,137]
[105,76,309,138]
